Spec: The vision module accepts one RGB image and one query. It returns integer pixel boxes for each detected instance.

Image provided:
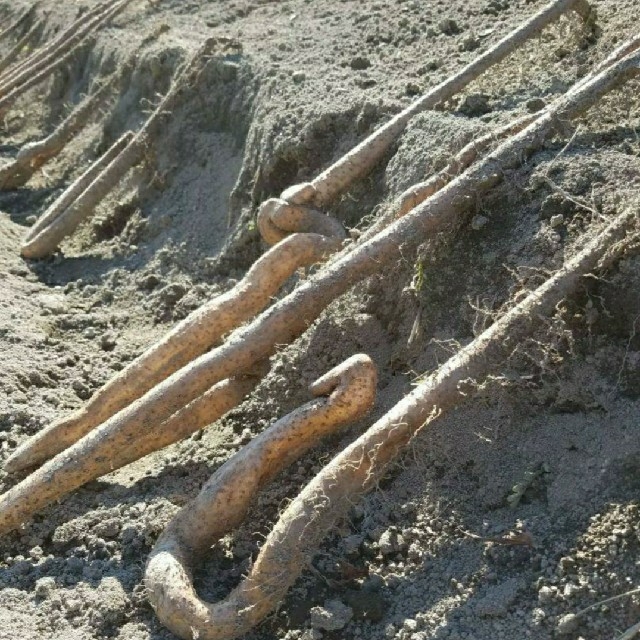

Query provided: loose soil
[0,1,639,639]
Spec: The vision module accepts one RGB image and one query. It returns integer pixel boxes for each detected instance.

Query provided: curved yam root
[20,130,135,258]
[256,0,592,216]
[154,208,634,640]
[8,232,342,471]
[0,76,116,190]
[0,375,259,536]
[145,354,377,640]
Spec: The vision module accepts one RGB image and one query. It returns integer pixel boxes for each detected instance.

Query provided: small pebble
[556,613,579,635]
[35,577,56,599]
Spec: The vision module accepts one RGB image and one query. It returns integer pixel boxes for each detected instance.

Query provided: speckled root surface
[0,1,639,640]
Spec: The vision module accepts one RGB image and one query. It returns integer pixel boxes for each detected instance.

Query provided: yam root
[0,375,260,536]
[8,231,343,470]
[149,208,636,640]
[18,37,239,260]
[0,19,44,78]
[145,354,377,640]
[0,3,40,44]
[0,1,125,101]
[20,130,135,257]
[0,76,116,190]
[7,37,638,480]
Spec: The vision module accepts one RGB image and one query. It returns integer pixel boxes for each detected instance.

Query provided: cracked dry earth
[0,0,640,639]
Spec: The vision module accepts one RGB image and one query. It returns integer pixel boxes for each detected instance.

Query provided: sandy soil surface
[0,0,639,639]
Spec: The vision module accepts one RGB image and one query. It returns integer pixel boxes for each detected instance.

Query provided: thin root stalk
[145,355,377,640]
[7,40,639,483]
[0,76,116,190]
[146,207,637,640]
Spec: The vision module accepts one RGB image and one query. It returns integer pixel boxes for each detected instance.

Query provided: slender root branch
[145,354,377,640]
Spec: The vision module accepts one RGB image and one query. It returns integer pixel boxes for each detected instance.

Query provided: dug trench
[0,1,639,639]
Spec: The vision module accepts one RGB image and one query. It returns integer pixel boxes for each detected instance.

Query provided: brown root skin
[19,131,135,258]
[145,355,377,640]
[0,375,258,536]
[155,208,634,640]
[0,76,115,191]
[7,232,342,472]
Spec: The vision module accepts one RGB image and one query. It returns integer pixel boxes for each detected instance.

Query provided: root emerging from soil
[145,354,377,640]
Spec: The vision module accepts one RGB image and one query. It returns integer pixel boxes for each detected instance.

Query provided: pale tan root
[6,0,600,466]
[19,131,134,256]
[145,355,377,640]
[0,376,259,536]
[0,76,115,190]
[18,36,237,259]
[149,208,635,640]
[0,1,121,99]
[7,232,342,471]
[0,19,44,77]
[255,0,592,227]
[8,39,636,484]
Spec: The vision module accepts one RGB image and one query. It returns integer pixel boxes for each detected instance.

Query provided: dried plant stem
[0,0,129,119]
[0,1,114,92]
